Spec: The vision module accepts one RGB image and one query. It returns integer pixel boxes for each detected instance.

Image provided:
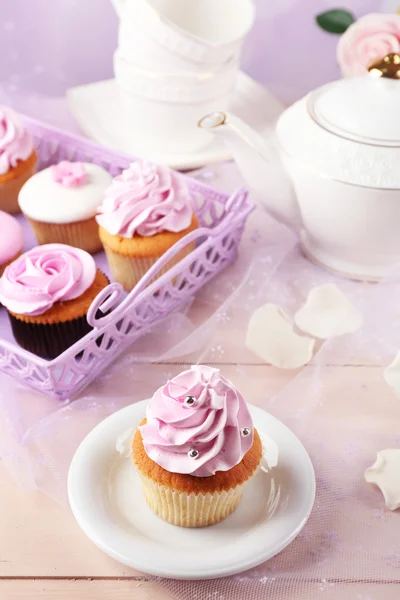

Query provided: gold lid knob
[368,53,400,78]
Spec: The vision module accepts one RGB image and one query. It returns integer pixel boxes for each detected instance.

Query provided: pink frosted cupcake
[0,106,37,214]
[0,244,109,358]
[133,366,262,527]
[96,161,198,291]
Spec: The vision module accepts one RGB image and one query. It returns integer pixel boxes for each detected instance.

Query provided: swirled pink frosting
[96,160,194,237]
[0,106,34,175]
[140,366,254,477]
[0,244,96,316]
[51,161,87,187]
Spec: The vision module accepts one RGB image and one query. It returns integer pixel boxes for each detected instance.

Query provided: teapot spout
[198,111,301,230]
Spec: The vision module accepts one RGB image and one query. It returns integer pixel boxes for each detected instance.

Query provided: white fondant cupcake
[19,161,112,254]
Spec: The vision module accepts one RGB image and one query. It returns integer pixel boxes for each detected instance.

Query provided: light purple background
[0,0,395,108]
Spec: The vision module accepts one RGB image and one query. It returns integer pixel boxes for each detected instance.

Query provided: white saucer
[66,72,284,171]
[68,400,315,580]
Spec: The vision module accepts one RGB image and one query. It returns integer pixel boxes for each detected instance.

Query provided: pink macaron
[0,211,23,275]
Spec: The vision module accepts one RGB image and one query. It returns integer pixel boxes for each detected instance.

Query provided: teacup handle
[110,0,126,18]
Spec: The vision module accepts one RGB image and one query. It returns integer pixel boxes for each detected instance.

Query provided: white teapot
[199,54,400,281]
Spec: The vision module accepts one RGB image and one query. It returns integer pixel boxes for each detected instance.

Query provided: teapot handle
[110,0,126,18]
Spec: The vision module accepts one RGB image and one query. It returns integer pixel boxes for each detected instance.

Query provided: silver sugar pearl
[241,427,251,437]
[188,449,199,459]
[184,395,196,406]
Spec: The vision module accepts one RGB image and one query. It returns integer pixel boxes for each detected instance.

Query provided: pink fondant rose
[337,14,400,77]
[51,161,87,187]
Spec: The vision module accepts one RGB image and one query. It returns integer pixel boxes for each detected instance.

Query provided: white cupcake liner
[102,242,194,292]
[138,472,247,528]
[27,217,102,254]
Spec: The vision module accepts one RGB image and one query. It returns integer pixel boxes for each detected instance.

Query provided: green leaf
[316,9,356,34]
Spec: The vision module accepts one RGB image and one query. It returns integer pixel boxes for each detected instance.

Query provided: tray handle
[87,282,124,329]
[86,226,209,329]
[87,188,251,329]
[220,187,251,226]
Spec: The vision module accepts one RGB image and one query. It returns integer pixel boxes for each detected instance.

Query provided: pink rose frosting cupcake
[96,160,198,291]
[133,366,262,527]
[0,243,109,358]
[0,106,37,214]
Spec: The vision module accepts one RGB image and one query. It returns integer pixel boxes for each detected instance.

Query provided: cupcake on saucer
[96,160,198,291]
[0,211,23,275]
[19,160,112,254]
[0,106,37,214]
[0,243,109,359]
[133,366,262,528]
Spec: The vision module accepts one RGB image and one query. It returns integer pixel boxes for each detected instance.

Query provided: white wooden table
[0,359,394,600]
[0,157,394,598]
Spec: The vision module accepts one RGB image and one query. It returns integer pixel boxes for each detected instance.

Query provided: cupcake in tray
[96,160,198,291]
[0,211,23,275]
[19,160,112,254]
[133,366,262,528]
[0,243,109,359]
[0,106,37,214]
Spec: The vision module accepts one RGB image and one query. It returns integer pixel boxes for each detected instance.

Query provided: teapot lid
[308,53,400,147]
[276,53,400,189]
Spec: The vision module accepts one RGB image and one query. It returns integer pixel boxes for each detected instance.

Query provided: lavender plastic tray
[0,116,253,401]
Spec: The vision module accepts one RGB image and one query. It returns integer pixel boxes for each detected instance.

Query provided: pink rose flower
[51,161,87,187]
[337,13,400,77]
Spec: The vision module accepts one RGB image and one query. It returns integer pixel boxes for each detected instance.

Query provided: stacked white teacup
[111,0,255,155]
